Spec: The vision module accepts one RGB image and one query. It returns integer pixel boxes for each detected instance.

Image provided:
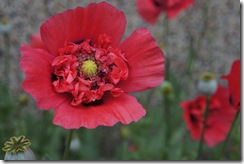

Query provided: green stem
[162,96,171,160]
[165,18,170,79]
[161,12,171,161]
[196,95,210,160]
[216,110,240,159]
[63,129,74,160]
[3,33,10,84]
[164,18,169,47]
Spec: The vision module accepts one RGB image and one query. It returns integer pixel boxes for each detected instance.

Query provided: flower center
[81,60,98,76]
[51,34,129,106]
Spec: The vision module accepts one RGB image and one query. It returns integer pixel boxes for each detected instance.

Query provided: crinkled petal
[52,93,146,129]
[41,2,126,56]
[20,45,68,110]
[181,101,202,141]
[118,28,164,92]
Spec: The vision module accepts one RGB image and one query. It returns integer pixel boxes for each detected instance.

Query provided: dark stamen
[74,39,84,44]
[51,73,58,82]
[190,114,197,123]
[83,100,103,106]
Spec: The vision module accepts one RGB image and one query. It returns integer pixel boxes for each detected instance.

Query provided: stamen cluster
[52,34,129,106]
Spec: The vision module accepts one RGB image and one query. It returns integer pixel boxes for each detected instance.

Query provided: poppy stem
[216,110,240,159]
[163,96,171,159]
[3,33,10,84]
[63,129,74,160]
[196,95,210,160]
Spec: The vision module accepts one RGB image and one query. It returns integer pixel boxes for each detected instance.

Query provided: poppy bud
[161,80,173,97]
[120,126,131,140]
[197,72,217,95]
[18,93,29,106]
[2,135,35,160]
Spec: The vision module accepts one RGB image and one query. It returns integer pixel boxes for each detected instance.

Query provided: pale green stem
[196,95,210,160]
[63,129,74,160]
[162,96,171,160]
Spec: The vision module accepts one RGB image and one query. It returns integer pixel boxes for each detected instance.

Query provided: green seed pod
[197,72,217,95]
[70,134,81,152]
[2,135,35,160]
[4,147,35,160]
[0,17,12,34]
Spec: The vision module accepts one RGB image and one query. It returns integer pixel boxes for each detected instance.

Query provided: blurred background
[0,0,241,160]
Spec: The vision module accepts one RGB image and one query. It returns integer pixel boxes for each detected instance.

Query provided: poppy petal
[20,45,68,110]
[41,2,126,56]
[204,122,231,147]
[166,0,194,19]
[221,60,240,110]
[52,93,146,129]
[29,33,46,50]
[118,28,164,92]
[136,0,162,24]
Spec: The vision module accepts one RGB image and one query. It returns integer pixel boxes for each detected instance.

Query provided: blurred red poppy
[20,2,165,129]
[136,0,194,24]
[128,144,137,152]
[180,85,236,147]
[221,60,240,111]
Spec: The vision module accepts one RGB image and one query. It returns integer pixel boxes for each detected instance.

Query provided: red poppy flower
[180,85,236,147]
[221,60,240,111]
[136,0,194,24]
[20,2,165,129]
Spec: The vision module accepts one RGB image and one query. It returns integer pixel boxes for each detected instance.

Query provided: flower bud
[120,126,131,140]
[197,72,217,95]
[2,135,35,160]
[18,93,29,106]
[161,80,173,97]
